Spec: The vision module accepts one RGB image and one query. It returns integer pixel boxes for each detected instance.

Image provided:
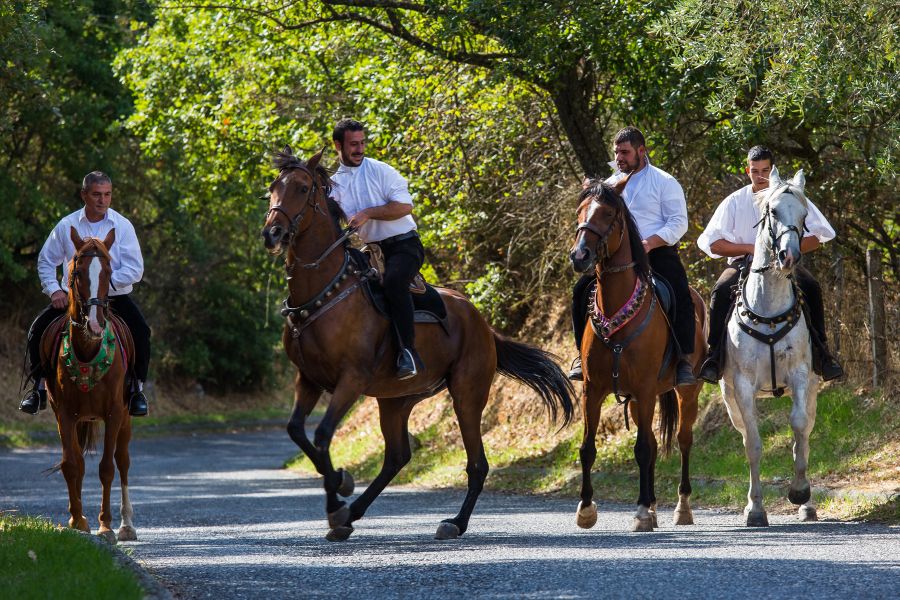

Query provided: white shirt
[697,184,835,263]
[38,207,144,297]
[331,157,416,244]
[605,162,688,246]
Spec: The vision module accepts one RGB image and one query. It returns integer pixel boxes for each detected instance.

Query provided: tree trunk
[547,69,611,180]
[866,248,887,388]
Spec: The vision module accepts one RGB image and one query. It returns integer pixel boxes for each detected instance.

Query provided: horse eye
[300,185,309,194]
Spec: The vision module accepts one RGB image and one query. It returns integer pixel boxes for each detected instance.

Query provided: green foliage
[0,514,144,599]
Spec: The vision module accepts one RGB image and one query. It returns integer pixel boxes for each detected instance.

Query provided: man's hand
[348,209,371,229]
[642,235,667,254]
[50,290,67,309]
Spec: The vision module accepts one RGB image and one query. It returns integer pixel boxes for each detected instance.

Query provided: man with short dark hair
[19,171,151,416]
[569,126,697,385]
[331,119,424,379]
[696,146,843,382]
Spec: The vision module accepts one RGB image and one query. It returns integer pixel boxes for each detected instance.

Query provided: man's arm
[709,236,819,257]
[347,201,412,229]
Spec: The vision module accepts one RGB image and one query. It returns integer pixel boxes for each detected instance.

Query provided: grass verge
[0,514,143,600]
[287,385,899,524]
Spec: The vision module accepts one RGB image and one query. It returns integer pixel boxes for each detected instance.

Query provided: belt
[377,231,419,245]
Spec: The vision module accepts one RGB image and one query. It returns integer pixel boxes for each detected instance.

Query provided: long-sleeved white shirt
[605,161,688,246]
[331,157,416,244]
[38,207,144,297]
[697,184,835,263]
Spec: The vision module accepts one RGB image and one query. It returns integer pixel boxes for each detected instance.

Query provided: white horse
[720,167,820,526]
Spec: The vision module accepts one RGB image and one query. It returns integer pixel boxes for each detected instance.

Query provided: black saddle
[650,272,679,379]
[349,248,449,330]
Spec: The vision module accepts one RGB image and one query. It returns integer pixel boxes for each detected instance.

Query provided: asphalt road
[1,429,897,599]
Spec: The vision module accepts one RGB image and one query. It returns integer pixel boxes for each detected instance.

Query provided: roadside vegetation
[0,514,144,600]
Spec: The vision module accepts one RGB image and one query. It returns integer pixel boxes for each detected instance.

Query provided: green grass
[0,514,144,599]
[288,385,899,523]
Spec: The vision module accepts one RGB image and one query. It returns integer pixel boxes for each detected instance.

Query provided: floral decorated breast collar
[60,323,117,392]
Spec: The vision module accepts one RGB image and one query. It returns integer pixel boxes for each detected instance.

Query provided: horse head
[261,146,330,255]
[69,227,115,339]
[570,179,629,273]
[755,167,809,272]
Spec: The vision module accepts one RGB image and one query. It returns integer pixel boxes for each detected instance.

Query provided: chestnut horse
[261,147,575,542]
[569,180,706,532]
[41,227,136,544]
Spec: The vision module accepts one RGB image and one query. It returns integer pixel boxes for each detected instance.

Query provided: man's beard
[342,150,364,166]
[618,157,640,174]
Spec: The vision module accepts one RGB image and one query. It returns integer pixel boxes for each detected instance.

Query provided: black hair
[747,145,774,163]
[578,179,650,282]
[332,119,366,144]
[82,171,111,191]
[613,126,646,148]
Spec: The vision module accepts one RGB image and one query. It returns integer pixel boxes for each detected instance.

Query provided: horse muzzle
[570,244,595,273]
[261,224,286,253]
[776,245,801,271]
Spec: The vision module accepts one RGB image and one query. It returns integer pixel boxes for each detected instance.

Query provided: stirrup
[568,357,583,381]
[397,348,418,380]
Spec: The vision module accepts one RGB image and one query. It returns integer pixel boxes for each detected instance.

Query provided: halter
[265,165,324,248]
[576,203,634,275]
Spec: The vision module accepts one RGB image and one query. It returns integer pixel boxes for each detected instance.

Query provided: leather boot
[676,358,697,386]
[397,348,419,380]
[129,390,149,416]
[19,388,45,415]
[698,347,722,383]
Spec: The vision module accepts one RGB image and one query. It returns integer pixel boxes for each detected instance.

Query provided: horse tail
[658,390,679,456]
[77,421,100,455]
[493,332,576,427]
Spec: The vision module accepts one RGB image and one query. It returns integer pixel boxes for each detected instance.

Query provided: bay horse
[720,167,819,526]
[41,227,137,544]
[261,147,575,542]
[569,179,706,531]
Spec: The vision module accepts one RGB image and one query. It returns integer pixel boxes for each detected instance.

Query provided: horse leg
[337,399,416,534]
[789,376,819,522]
[58,415,89,532]
[674,386,700,525]
[576,385,604,529]
[314,377,365,539]
[630,395,658,532]
[97,415,122,544]
[115,417,137,541]
[434,376,491,540]
[649,432,659,529]
[731,377,768,526]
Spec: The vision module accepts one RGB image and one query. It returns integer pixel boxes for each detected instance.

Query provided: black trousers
[572,245,695,355]
[379,234,425,351]
[707,263,826,350]
[26,294,152,383]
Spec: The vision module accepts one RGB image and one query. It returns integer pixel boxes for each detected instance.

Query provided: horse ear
[791,169,806,190]
[282,144,292,156]
[768,165,782,188]
[70,226,84,250]
[102,228,116,251]
[307,146,325,171]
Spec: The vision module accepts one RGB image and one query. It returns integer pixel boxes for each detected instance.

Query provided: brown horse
[261,147,575,541]
[41,227,136,544]
[569,179,706,532]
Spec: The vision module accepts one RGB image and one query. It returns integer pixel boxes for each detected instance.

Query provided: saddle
[349,248,449,331]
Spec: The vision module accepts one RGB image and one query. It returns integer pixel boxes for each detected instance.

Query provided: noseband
[71,249,111,331]
[265,165,323,245]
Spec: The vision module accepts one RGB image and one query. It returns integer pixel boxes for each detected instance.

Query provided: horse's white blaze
[120,484,134,529]
[722,167,820,523]
[87,255,102,335]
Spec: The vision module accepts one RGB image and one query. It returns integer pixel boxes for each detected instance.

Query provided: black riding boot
[129,386,149,416]
[19,387,47,415]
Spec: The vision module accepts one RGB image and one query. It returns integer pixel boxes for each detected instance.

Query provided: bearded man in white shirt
[19,171,151,416]
[330,119,425,380]
[569,126,697,386]
[696,145,843,382]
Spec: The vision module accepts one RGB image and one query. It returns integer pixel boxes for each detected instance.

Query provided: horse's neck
[286,223,345,304]
[594,240,638,315]
[744,236,795,315]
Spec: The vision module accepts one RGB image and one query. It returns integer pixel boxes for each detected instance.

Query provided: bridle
[70,249,111,333]
[751,193,808,274]
[576,200,631,274]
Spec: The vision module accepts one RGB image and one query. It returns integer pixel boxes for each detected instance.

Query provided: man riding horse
[696,146,843,383]
[330,118,425,380]
[19,171,151,417]
[569,127,697,386]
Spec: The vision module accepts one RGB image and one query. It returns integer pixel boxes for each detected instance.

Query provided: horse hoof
[327,505,350,529]
[746,511,769,527]
[97,530,117,545]
[799,505,818,522]
[117,525,137,542]
[435,522,461,540]
[575,501,598,529]
[788,486,811,506]
[337,469,355,498]
[325,525,354,542]
[631,517,654,532]
[69,517,89,533]
[673,510,694,526]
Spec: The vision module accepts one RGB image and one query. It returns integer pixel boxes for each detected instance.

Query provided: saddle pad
[363,278,449,323]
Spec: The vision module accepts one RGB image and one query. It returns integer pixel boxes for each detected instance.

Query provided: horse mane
[271,148,346,234]
[580,179,651,282]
